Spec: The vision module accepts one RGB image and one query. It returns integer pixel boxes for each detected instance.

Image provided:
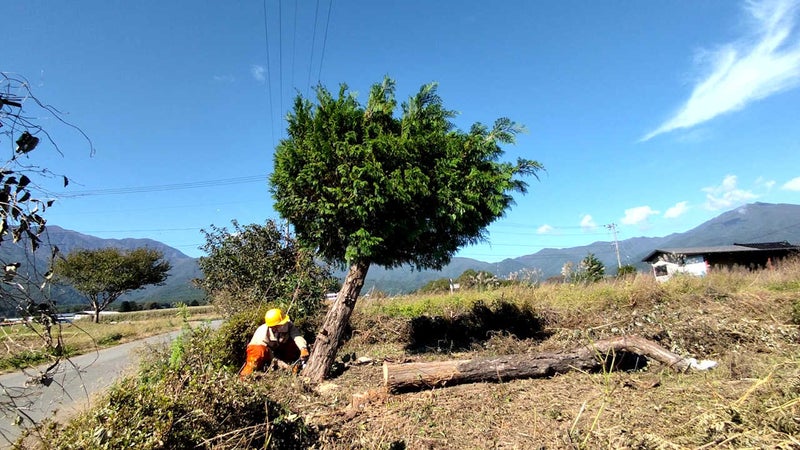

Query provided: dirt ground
[276,285,800,449]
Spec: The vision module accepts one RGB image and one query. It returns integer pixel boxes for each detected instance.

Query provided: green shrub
[33,324,317,449]
[792,299,800,325]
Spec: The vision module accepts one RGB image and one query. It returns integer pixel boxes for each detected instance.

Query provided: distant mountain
[351,202,800,293]
[0,226,204,312]
[3,203,798,307]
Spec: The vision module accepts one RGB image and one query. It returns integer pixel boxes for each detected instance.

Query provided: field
[0,306,219,373]
[23,261,800,449]
[296,264,800,449]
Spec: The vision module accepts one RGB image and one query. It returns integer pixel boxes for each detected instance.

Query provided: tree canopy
[269,77,543,381]
[195,220,335,319]
[270,77,543,271]
[54,247,171,322]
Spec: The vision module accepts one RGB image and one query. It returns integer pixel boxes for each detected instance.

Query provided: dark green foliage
[53,247,171,322]
[212,308,265,369]
[573,253,606,283]
[196,220,335,319]
[118,300,141,312]
[406,300,548,353]
[616,264,638,278]
[270,77,543,271]
[792,299,800,325]
[417,278,452,294]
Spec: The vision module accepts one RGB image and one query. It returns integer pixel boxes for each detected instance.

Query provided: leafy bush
[33,323,317,449]
[212,306,322,370]
[792,299,800,325]
[196,220,335,319]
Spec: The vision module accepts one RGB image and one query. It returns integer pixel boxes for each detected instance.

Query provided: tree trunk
[383,335,702,393]
[303,260,369,382]
[92,300,101,323]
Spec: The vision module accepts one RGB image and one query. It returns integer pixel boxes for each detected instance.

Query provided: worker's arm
[288,323,309,356]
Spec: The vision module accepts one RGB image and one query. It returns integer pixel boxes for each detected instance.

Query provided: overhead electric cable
[291,0,297,89]
[306,0,321,97]
[262,0,276,147]
[59,175,266,197]
[317,0,333,82]
[278,0,284,117]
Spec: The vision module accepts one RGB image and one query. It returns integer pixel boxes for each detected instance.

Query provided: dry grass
[290,264,800,449]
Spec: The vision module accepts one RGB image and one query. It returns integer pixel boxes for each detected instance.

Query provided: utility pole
[606,223,622,269]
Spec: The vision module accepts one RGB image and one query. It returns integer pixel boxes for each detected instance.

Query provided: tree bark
[383,335,699,393]
[303,260,369,382]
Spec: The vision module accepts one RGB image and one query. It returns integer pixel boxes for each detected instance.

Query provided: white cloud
[537,224,555,234]
[580,214,597,230]
[782,176,800,190]
[251,65,266,83]
[621,206,660,225]
[642,0,800,141]
[755,176,777,190]
[664,201,689,218]
[702,174,758,210]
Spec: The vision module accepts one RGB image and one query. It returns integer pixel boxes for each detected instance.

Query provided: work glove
[300,347,310,362]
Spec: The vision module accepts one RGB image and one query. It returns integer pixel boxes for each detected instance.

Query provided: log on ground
[383,335,700,393]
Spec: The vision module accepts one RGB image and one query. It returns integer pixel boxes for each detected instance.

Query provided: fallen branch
[383,335,716,393]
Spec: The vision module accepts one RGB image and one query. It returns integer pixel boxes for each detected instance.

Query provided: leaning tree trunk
[303,260,369,382]
[383,335,708,393]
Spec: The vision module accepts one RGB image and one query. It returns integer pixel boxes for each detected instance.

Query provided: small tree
[616,264,637,278]
[574,253,605,283]
[270,77,543,380]
[54,248,171,322]
[195,220,335,319]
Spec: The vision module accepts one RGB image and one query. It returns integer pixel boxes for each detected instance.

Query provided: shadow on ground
[406,300,551,353]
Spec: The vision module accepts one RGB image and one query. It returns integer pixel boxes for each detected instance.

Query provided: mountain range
[2,202,798,309]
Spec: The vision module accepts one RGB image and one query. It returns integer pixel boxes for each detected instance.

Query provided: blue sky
[4,0,800,264]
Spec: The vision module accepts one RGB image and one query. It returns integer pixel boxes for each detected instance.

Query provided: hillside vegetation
[28,259,800,449]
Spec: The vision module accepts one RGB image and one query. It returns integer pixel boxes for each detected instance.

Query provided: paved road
[0,327,196,447]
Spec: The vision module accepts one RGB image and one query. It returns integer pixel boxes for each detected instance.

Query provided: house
[641,241,800,282]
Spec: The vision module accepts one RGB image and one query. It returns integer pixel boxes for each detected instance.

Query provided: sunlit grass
[0,306,221,372]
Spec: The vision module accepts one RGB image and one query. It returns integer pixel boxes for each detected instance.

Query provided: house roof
[641,242,800,263]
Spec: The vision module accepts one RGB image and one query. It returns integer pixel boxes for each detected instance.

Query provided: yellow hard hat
[265,308,290,327]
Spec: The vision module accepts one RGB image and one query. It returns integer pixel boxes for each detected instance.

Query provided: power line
[58,175,266,197]
[306,0,321,97]
[262,0,276,147]
[278,0,284,118]
[317,0,333,82]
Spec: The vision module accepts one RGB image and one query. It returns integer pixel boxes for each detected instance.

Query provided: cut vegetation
[22,259,800,449]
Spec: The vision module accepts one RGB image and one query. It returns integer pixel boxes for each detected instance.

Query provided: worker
[239,308,310,379]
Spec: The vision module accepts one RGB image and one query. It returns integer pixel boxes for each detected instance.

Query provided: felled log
[383,335,714,393]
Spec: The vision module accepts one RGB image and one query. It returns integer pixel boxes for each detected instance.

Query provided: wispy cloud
[251,65,266,83]
[782,176,800,190]
[702,174,758,210]
[621,206,660,225]
[537,224,555,234]
[642,0,800,141]
[664,201,689,219]
[213,74,235,83]
[580,214,597,230]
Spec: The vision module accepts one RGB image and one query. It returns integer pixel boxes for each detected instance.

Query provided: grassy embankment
[25,260,800,449]
[0,306,220,373]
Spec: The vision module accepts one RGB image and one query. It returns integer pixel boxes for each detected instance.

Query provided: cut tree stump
[383,335,713,393]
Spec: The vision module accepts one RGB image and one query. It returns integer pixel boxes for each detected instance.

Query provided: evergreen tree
[270,77,543,380]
